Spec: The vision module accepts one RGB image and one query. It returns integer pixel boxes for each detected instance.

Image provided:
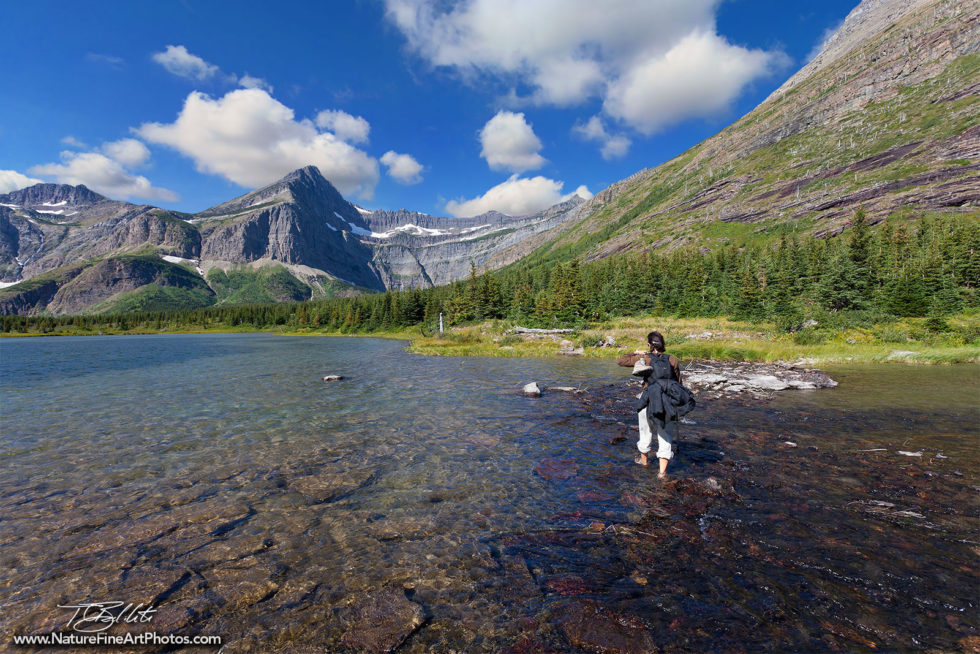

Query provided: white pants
[637,407,674,460]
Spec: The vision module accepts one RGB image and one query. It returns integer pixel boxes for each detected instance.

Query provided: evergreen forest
[4,212,978,337]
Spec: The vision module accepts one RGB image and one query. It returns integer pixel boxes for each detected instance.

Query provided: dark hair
[647,331,665,352]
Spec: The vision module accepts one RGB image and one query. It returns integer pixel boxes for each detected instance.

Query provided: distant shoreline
[3,318,978,365]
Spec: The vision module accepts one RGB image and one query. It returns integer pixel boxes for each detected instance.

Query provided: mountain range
[1,0,976,316]
[0,167,588,314]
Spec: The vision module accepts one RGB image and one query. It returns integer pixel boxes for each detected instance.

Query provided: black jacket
[634,353,695,422]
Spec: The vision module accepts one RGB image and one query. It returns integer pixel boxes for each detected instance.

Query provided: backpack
[650,353,674,382]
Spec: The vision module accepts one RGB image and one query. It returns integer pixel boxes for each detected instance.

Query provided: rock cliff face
[0,167,585,314]
[363,199,586,290]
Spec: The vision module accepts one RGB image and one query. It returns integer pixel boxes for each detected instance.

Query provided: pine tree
[886,272,928,317]
[848,207,873,304]
[511,281,535,320]
[732,267,764,321]
[480,271,505,319]
[819,249,864,312]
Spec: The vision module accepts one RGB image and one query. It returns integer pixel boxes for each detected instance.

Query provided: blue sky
[1,0,857,217]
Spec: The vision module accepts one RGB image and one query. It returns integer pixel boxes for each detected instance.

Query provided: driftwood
[511,326,575,334]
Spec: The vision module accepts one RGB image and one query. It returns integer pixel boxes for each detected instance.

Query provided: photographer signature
[57,601,156,633]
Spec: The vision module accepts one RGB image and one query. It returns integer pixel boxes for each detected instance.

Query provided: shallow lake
[1,334,976,651]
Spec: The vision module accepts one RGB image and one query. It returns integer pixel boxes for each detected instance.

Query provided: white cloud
[61,135,87,148]
[385,0,782,131]
[604,30,778,134]
[315,109,371,144]
[530,56,603,106]
[152,45,275,92]
[445,174,589,217]
[479,110,546,172]
[567,185,593,201]
[381,151,424,185]
[137,88,379,198]
[152,45,222,82]
[239,74,274,93]
[572,116,631,159]
[103,138,151,167]
[29,152,177,202]
[0,170,43,194]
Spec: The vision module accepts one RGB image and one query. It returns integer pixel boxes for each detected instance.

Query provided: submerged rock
[341,586,424,653]
[554,600,655,653]
[535,457,579,481]
[464,433,500,447]
[322,374,345,382]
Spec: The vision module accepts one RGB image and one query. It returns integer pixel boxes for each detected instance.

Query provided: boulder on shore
[677,360,836,399]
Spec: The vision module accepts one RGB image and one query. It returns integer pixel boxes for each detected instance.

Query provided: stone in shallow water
[464,433,500,447]
[505,636,562,653]
[577,490,612,502]
[341,586,424,653]
[152,596,213,634]
[544,574,593,596]
[534,458,578,481]
[288,469,373,503]
[204,558,280,610]
[554,600,655,653]
[668,476,733,498]
[522,382,542,397]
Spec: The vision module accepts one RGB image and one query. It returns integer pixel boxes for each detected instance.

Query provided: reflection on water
[0,334,977,652]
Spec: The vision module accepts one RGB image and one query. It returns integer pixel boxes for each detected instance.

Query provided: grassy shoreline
[4,313,979,365]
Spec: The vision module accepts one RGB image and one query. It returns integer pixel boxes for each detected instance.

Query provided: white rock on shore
[678,361,837,399]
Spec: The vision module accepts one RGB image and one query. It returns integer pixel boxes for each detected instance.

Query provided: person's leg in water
[636,407,653,466]
[655,420,676,479]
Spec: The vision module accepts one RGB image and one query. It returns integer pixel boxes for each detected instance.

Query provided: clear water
[1,334,977,652]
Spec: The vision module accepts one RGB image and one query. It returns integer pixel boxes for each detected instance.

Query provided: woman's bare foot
[658,458,668,479]
[634,454,648,466]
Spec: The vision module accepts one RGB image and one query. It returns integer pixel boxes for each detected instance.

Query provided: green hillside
[521,3,978,268]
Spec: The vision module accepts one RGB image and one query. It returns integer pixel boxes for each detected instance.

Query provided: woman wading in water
[621,331,682,479]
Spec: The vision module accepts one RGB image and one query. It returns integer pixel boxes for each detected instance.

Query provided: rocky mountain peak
[279,166,353,212]
[281,164,328,186]
[197,165,360,225]
[771,0,927,101]
[0,183,106,208]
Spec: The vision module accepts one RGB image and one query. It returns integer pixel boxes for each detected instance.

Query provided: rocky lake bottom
[0,334,977,653]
